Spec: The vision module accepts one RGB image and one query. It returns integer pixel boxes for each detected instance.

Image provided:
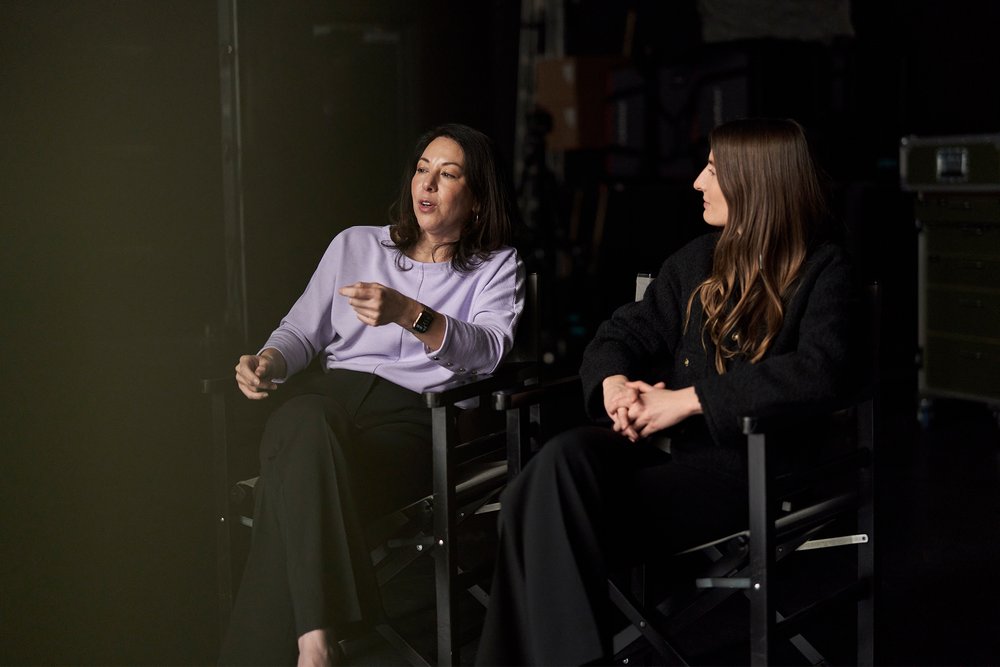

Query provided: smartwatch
[412,306,435,334]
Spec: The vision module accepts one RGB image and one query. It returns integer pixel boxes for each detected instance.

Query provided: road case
[900,133,1000,423]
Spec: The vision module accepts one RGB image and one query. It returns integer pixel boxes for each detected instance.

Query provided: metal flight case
[900,133,1000,426]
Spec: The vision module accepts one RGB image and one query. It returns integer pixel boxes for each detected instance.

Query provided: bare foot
[297,628,343,667]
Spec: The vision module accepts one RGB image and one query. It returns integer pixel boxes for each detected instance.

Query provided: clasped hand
[602,375,701,443]
[338,282,409,328]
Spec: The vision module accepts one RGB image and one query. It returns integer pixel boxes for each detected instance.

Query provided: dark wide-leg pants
[476,425,747,667]
[220,370,432,666]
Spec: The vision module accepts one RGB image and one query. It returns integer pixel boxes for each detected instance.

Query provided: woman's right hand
[602,375,641,439]
[234,349,286,400]
[603,374,666,440]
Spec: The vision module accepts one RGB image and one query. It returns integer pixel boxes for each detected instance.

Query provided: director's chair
[493,278,878,665]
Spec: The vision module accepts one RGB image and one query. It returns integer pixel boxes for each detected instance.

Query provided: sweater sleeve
[693,246,857,446]
[428,251,525,375]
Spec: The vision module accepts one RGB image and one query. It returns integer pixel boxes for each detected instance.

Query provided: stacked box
[901,134,1000,406]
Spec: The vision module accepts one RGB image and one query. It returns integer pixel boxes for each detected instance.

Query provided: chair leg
[504,405,531,479]
[376,624,432,667]
[857,399,876,666]
[431,404,460,666]
[747,432,775,667]
[608,579,691,666]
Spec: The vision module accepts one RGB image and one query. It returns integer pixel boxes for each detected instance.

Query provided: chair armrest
[492,374,582,411]
[740,395,870,435]
[422,362,537,408]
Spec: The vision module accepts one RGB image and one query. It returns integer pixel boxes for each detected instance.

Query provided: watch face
[413,309,433,333]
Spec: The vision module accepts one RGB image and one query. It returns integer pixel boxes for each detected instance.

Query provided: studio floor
[876,399,1000,666]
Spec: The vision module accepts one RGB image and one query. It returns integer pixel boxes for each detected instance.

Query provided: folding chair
[493,277,878,666]
[202,273,539,666]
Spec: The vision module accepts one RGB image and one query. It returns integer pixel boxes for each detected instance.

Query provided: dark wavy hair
[685,118,830,373]
[385,123,519,271]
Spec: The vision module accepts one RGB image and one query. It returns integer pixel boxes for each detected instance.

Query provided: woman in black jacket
[476,118,858,666]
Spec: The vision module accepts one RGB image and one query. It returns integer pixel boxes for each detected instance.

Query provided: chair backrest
[635,273,653,302]
[504,272,539,364]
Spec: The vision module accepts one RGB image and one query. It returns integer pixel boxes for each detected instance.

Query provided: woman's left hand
[339,282,413,328]
[624,383,703,441]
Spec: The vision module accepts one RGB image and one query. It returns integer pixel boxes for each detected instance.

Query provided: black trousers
[476,425,747,667]
[220,370,432,666]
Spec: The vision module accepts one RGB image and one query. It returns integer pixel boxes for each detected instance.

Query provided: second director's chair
[493,277,878,666]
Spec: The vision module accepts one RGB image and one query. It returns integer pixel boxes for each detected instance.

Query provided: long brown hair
[385,123,519,271]
[687,118,829,373]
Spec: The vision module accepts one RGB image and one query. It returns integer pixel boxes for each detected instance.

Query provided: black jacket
[580,231,858,477]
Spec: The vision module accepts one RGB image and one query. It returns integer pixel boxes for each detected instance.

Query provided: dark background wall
[1,2,223,663]
[0,0,996,664]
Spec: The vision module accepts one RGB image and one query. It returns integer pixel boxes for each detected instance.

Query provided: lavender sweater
[261,225,524,393]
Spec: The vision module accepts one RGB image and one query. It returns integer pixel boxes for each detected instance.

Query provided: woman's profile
[476,117,857,666]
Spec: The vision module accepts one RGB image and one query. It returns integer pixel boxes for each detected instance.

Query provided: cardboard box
[535,56,624,151]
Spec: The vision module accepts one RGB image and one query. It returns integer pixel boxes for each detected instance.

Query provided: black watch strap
[412,307,434,334]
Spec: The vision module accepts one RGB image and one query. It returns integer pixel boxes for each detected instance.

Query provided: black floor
[293,397,1000,666]
[877,399,1000,666]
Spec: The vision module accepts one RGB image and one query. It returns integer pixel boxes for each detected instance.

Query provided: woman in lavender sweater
[222,124,524,666]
